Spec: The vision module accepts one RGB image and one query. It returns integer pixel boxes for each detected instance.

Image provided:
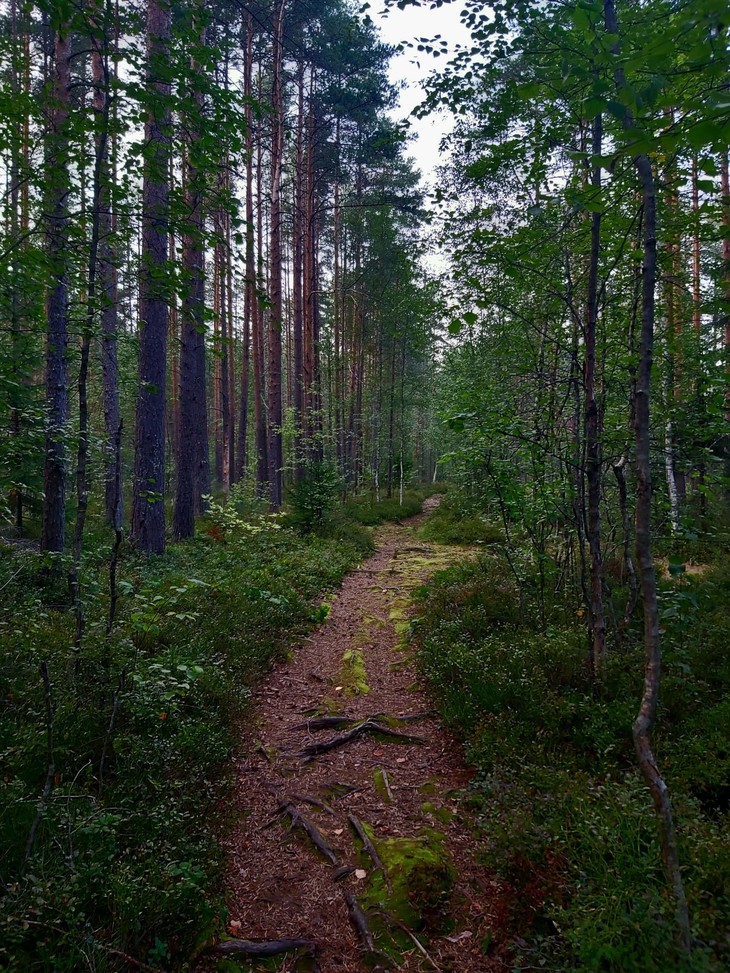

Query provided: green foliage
[344,489,423,526]
[418,494,503,546]
[285,461,343,532]
[413,554,730,972]
[0,517,364,971]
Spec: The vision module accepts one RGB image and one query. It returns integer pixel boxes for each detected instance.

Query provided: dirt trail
[212,500,498,972]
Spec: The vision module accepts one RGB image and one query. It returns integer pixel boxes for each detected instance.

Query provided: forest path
[212,500,497,973]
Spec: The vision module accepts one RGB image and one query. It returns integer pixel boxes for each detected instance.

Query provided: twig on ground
[348,814,391,892]
[376,911,443,972]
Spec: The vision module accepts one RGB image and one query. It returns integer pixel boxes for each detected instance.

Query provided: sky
[370,1,472,187]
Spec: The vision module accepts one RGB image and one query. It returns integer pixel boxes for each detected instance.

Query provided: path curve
[211,500,499,972]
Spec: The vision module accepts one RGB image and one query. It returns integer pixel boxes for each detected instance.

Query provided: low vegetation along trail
[209,499,497,972]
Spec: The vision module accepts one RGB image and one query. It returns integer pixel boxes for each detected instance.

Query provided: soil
[206,499,503,973]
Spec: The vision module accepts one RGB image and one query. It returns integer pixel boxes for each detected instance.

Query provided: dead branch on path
[348,814,391,892]
[216,939,313,958]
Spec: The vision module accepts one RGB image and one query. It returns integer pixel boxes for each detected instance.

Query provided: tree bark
[267,0,286,509]
[584,107,606,673]
[92,0,122,529]
[236,13,255,482]
[174,9,210,539]
[131,0,171,554]
[604,0,691,952]
[41,25,72,555]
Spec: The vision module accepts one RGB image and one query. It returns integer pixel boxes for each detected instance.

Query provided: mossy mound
[359,824,455,933]
[339,647,370,695]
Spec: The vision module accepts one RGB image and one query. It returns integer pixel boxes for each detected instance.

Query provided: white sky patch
[370,1,472,187]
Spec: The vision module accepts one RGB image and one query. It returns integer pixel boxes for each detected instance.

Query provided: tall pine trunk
[267,0,285,509]
[131,0,171,554]
[174,10,210,538]
[41,25,72,554]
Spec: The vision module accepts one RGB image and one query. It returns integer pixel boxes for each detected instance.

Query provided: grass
[411,547,730,973]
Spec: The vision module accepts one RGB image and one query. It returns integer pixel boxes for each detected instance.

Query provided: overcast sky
[370,1,472,186]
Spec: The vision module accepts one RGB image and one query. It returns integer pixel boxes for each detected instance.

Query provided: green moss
[421,801,454,825]
[338,647,370,695]
[358,823,455,933]
[373,767,394,802]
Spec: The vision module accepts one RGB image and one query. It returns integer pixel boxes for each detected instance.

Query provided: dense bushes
[413,552,730,973]
[0,512,369,971]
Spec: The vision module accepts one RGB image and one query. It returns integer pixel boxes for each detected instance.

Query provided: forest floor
[206,498,501,973]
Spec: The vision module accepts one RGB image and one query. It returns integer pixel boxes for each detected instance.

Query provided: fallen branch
[297,719,426,760]
[348,814,391,892]
[216,939,313,958]
[381,769,394,802]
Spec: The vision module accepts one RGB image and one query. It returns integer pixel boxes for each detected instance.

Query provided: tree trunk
[604,0,691,952]
[41,26,72,555]
[267,0,285,509]
[174,10,210,539]
[584,107,606,674]
[92,0,122,529]
[131,0,171,554]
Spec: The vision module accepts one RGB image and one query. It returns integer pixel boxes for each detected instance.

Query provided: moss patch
[338,647,370,695]
[358,823,455,933]
[373,767,394,802]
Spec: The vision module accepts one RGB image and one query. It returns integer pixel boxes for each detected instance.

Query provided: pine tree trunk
[174,13,210,538]
[131,0,171,554]
[41,26,72,555]
[236,14,255,483]
[267,0,285,509]
[92,0,122,529]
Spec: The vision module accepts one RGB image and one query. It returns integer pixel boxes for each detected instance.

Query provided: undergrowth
[0,506,371,972]
[412,550,730,973]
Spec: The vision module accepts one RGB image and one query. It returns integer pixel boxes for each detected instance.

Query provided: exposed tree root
[297,718,426,760]
[216,939,314,958]
[333,864,357,881]
[343,890,398,969]
[343,888,374,951]
[281,803,340,865]
[292,712,431,733]
[375,911,443,972]
[348,814,392,892]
